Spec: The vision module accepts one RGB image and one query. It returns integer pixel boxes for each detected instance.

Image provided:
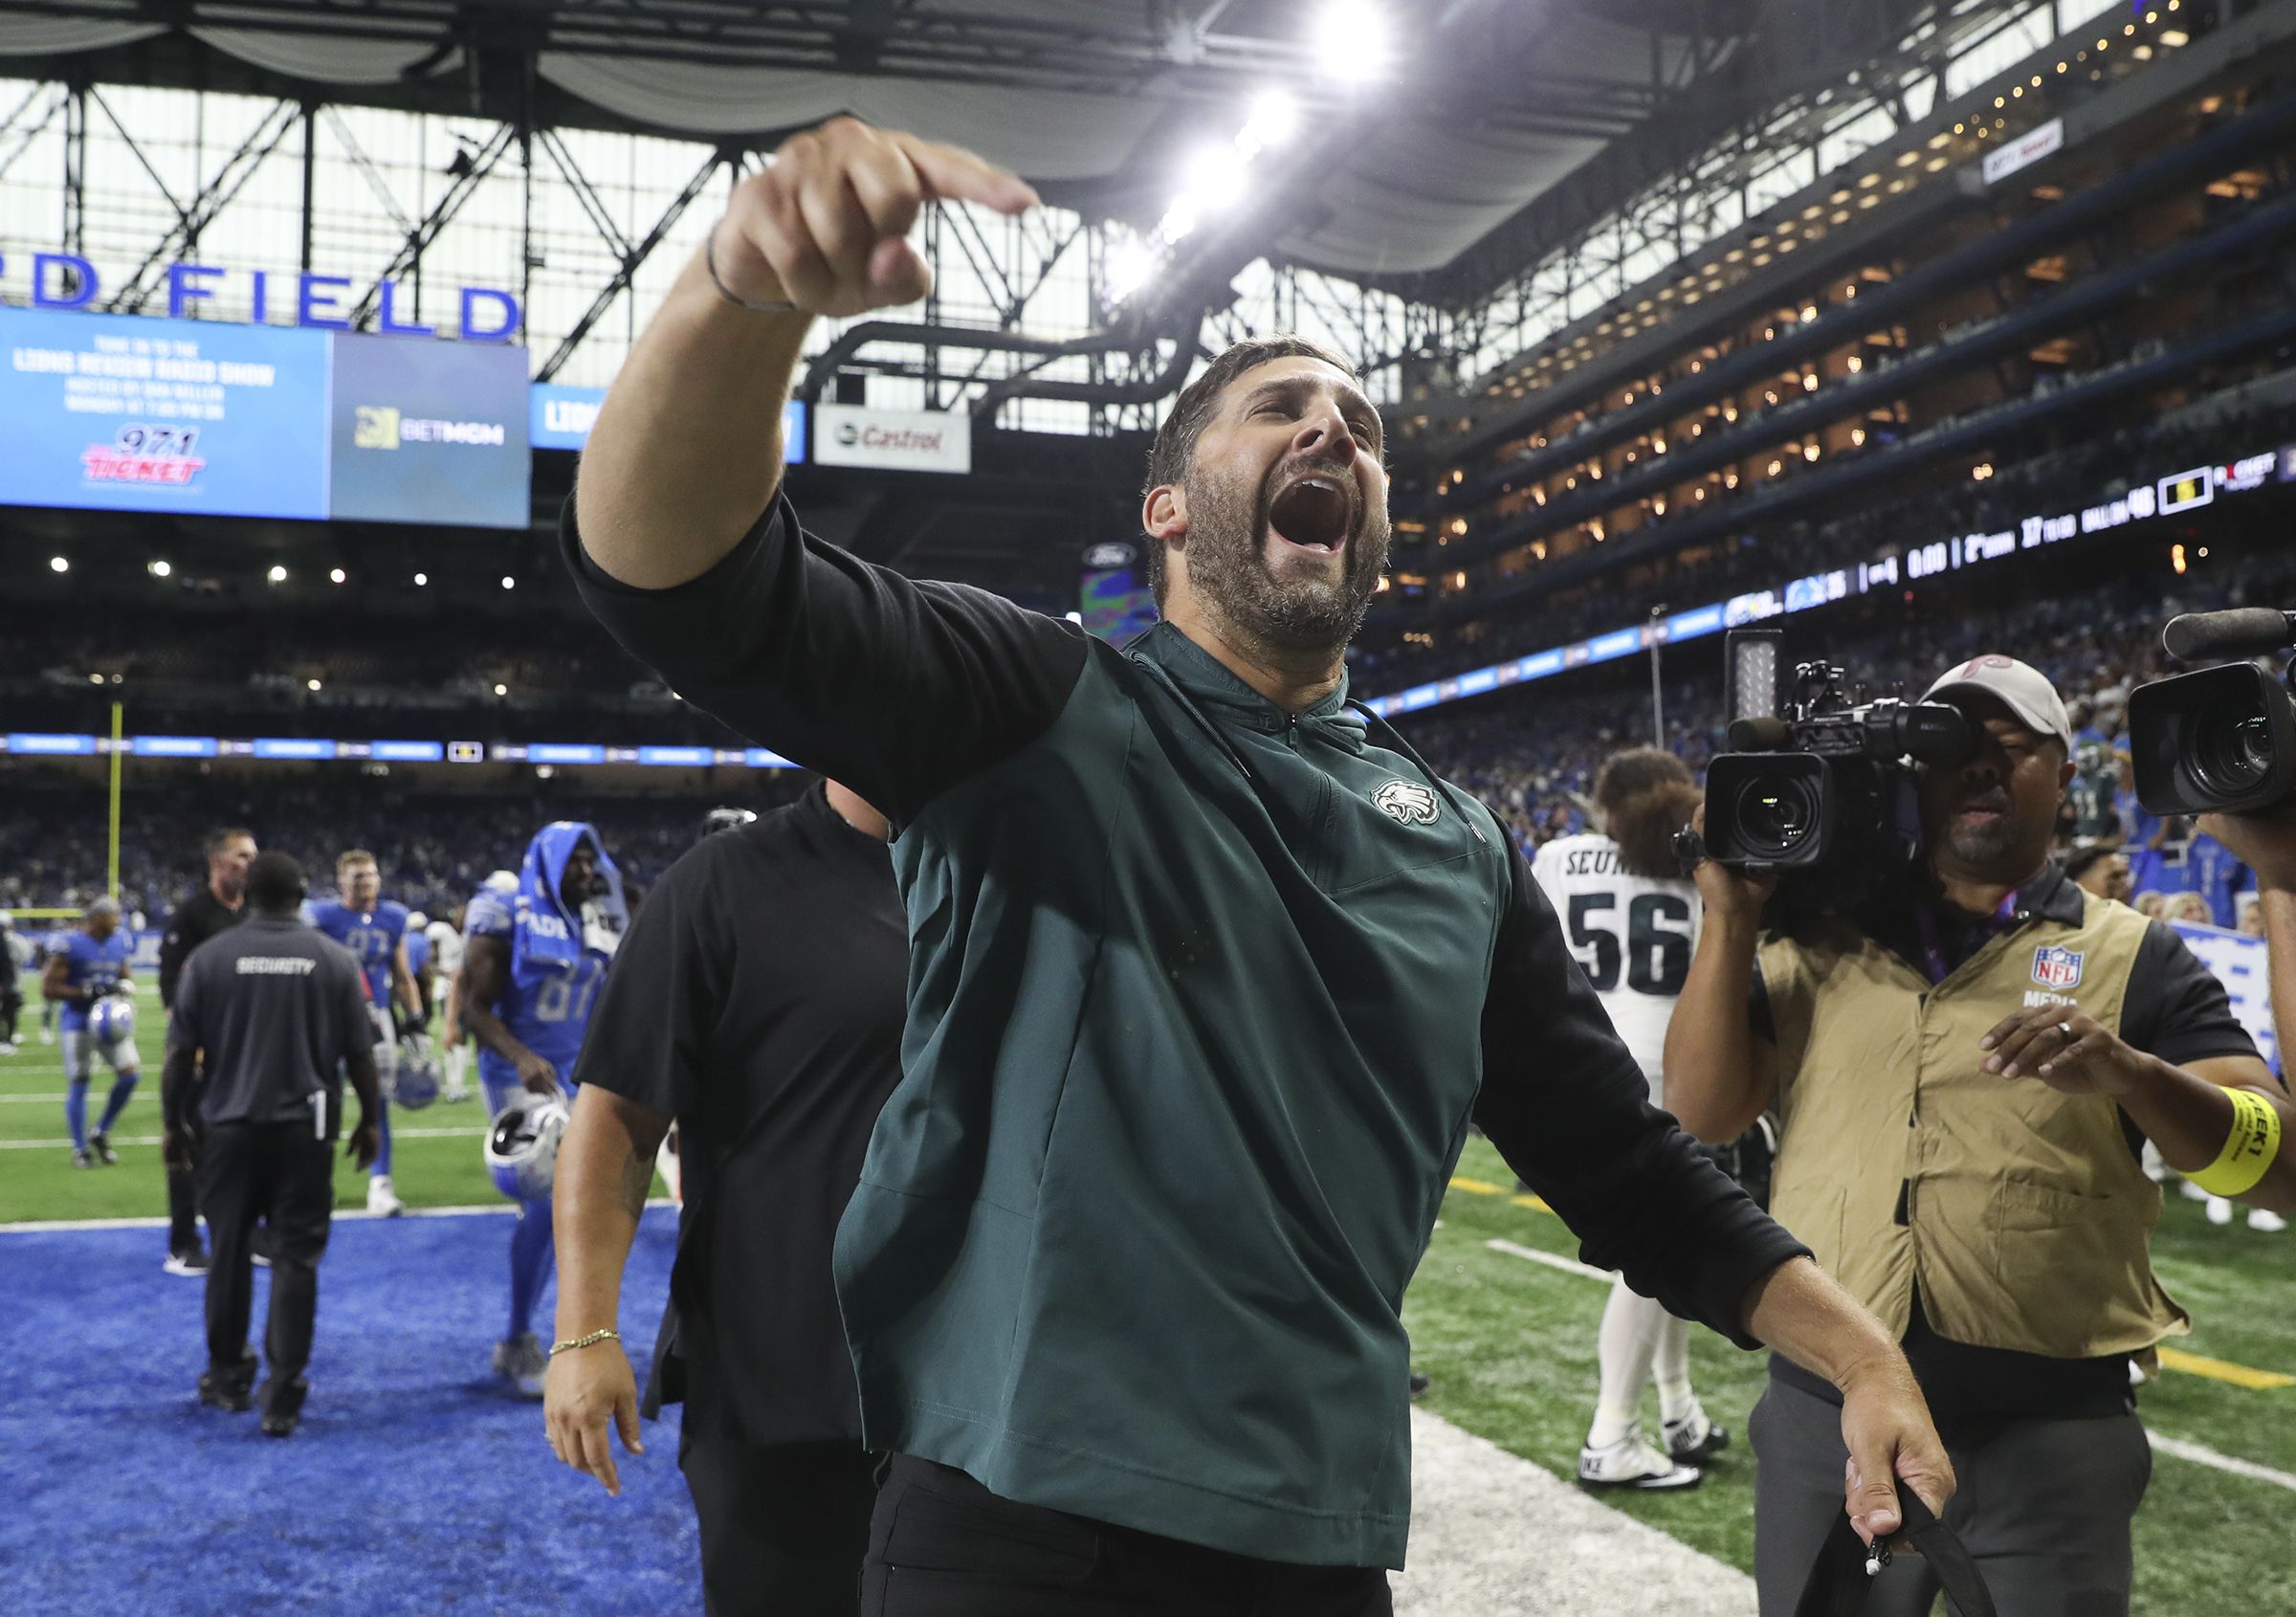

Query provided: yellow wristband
[2187,1088,2282,1198]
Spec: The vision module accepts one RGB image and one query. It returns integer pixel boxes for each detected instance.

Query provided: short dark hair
[245,851,307,912]
[205,827,254,857]
[2063,844,2122,883]
[1140,334,1360,607]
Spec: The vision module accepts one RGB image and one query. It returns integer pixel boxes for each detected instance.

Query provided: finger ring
[2057,1021,2075,1042]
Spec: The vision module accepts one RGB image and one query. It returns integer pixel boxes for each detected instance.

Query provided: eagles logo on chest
[1372,779,1441,826]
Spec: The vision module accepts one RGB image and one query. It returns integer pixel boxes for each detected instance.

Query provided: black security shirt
[167,914,373,1129]
[572,784,907,1446]
[159,886,249,1009]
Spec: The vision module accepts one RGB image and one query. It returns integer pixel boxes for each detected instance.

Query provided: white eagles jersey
[1530,832,1700,1096]
[425,919,464,979]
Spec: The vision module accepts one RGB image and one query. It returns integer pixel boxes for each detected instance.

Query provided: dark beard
[1180,464,1390,658]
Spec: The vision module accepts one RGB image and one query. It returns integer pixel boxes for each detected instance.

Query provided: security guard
[1667,654,2291,1616]
[545,781,903,1616]
[163,851,381,1438]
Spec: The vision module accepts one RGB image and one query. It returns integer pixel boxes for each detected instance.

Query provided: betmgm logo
[1372,778,1441,826]
[354,405,401,451]
[354,405,507,451]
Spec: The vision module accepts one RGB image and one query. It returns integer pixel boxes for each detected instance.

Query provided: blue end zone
[0,1207,699,1616]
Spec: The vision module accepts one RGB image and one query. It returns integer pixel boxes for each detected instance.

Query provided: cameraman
[1667,654,2292,1616]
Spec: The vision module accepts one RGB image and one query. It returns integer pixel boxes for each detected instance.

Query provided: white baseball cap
[1922,654,2074,751]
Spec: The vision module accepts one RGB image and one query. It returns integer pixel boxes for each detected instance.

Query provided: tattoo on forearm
[618,1146,654,1216]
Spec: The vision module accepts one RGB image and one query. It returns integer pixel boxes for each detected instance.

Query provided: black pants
[679,1361,878,1617]
[1751,1365,2152,1616]
[197,1119,335,1402]
[167,1153,201,1256]
[859,1455,1393,1617]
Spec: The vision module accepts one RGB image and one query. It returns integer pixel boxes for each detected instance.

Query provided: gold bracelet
[705,226,803,316]
[548,1327,621,1358]
[2188,1088,2282,1198]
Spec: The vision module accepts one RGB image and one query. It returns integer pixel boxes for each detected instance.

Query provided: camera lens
[1733,776,1819,856]
[2189,697,2272,797]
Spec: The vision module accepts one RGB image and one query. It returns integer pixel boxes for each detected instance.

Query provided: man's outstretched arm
[575,118,1035,590]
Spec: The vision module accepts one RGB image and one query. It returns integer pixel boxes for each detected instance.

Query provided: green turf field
[1406,1137,2296,1613]
[7,989,2289,1609]
[0,980,499,1222]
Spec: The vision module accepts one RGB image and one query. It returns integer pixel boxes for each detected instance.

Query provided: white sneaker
[2249,1207,2288,1233]
[0,1039,18,1054]
[1578,1425,1703,1491]
[1662,1406,1731,1463]
[441,1084,471,1104]
[37,1029,53,1045]
[365,1175,405,1217]
[2207,1195,2235,1226]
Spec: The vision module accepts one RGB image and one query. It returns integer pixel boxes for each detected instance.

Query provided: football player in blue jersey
[41,897,142,1168]
[305,850,423,1215]
[459,823,626,1396]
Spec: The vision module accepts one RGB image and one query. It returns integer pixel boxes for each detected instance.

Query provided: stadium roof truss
[0,1,2133,433]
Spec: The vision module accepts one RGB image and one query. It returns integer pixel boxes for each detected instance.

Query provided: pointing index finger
[889,131,1038,215]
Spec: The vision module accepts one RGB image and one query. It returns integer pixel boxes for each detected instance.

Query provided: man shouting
[564,115,1950,1613]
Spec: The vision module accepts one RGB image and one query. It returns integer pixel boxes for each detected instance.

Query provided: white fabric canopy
[536,55,1168,182]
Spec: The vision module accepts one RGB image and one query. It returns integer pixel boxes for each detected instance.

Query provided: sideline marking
[2151,1432,2296,1492]
[2155,1346,2296,1390]
[0,1197,675,1235]
[0,1125,485,1150]
[1446,1174,1556,1215]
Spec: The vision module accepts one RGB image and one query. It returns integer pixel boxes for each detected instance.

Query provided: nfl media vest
[1758,888,2188,1361]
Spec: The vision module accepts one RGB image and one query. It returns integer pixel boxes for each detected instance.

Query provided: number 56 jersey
[1530,832,1701,1098]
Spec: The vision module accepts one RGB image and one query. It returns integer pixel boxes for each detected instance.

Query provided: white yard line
[2150,1432,2296,1492]
[1485,1237,1616,1283]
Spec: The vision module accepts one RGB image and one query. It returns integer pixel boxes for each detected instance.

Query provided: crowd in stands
[0,772,810,924]
[1357,385,2296,686]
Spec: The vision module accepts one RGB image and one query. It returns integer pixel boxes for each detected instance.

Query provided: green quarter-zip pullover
[566,492,1806,1567]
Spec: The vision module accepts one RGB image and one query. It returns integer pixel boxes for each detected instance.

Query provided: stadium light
[329,567,346,585]
[1106,233,1159,303]
[493,683,508,697]
[306,678,322,692]
[147,560,171,578]
[1237,90,1300,156]
[49,556,67,573]
[413,572,429,587]
[500,575,517,590]
[1318,1,1390,82]
[267,565,288,584]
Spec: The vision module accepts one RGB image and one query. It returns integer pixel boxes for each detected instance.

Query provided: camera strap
[1793,1491,1998,1617]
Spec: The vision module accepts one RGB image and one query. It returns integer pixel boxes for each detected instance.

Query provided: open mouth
[1267,470,1354,555]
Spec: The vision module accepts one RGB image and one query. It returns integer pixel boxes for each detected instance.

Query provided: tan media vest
[1758,887,2188,1360]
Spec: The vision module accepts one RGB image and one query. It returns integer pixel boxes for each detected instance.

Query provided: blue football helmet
[390,1033,441,1111]
[88,994,136,1049]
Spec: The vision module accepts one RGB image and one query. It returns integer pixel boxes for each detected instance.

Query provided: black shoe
[259,1377,308,1437]
[87,1130,118,1165]
[71,1147,96,1169]
[1408,1370,1431,1397]
[198,1350,257,1413]
[250,1226,274,1269]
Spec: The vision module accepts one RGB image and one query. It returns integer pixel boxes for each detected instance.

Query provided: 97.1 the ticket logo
[79,423,206,488]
